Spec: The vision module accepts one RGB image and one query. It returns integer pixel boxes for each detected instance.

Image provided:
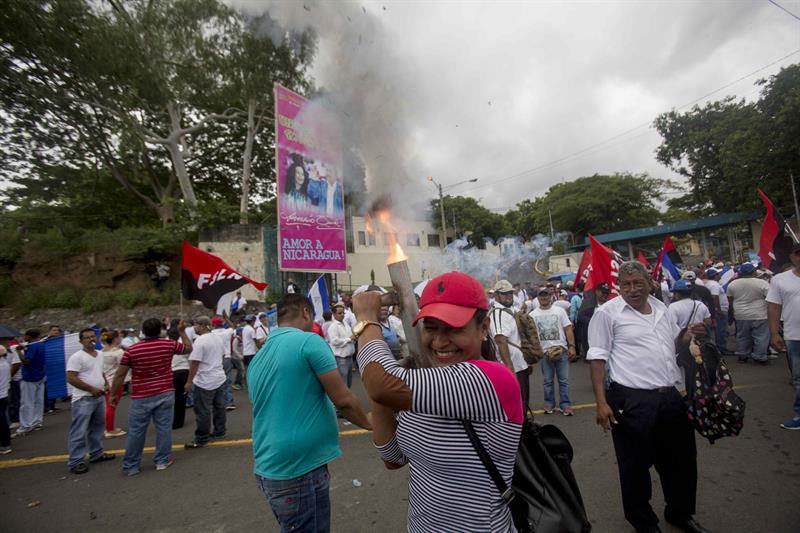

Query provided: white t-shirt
[0,357,9,399]
[766,270,800,341]
[667,298,711,329]
[102,347,125,382]
[242,324,257,356]
[553,300,571,315]
[530,306,572,351]
[172,326,198,370]
[661,281,672,307]
[388,314,407,343]
[66,349,106,402]
[704,279,728,312]
[255,323,269,345]
[212,328,234,359]
[727,277,770,320]
[344,308,358,330]
[8,350,22,382]
[189,333,226,390]
[489,304,528,372]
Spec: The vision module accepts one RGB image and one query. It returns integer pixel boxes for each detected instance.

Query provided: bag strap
[461,420,515,503]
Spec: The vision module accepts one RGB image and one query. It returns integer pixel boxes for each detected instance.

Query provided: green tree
[504,173,670,240]
[430,195,507,249]
[654,64,800,215]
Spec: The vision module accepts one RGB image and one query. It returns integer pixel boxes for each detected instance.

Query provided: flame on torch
[366,209,408,265]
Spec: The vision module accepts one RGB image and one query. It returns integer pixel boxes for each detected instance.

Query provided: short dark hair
[24,329,40,339]
[79,328,95,341]
[323,310,333,321]
[277,294,314,323]
[141,318,163,338]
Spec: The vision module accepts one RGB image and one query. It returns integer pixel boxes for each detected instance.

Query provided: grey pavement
[1,357,798,533]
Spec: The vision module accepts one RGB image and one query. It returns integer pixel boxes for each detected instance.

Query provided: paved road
[1,358,798,533]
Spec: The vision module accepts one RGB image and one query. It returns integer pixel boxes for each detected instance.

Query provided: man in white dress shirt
[587,261,709,533]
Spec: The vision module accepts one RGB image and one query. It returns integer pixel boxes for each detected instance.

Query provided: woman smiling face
[294,166,306,189]
[421,314,488,367]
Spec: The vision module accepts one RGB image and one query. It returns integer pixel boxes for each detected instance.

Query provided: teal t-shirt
[248,327,340,480]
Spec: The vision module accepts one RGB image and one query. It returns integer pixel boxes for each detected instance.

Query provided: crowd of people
[0,244,798,533]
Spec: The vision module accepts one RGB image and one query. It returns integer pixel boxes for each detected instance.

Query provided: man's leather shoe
[666,517,710,533]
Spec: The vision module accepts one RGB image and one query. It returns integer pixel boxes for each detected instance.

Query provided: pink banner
[275,84,347,272]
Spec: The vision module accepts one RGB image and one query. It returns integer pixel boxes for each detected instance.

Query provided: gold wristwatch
[351,320,381,341]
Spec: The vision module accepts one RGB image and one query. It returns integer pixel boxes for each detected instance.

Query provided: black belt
[610,382,675,394]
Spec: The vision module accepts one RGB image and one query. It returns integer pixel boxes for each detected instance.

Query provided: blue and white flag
[42,331,99,400]
[719,266,735,290]
[661,253,682,289]
[307,275,330,321]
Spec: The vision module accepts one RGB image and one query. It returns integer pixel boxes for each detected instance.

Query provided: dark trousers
[172,370,189,429]
[193,384,226,445]
[516,368,531,413]
[606,383,697,533]
[8,381,20,423]
[0,397,9,447]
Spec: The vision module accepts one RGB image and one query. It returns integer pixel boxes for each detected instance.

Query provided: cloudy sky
[251,0,800,214]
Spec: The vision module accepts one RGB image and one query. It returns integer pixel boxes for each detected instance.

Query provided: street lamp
[426,176,478,250]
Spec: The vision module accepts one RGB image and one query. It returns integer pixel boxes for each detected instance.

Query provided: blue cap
[738,263,756,275]
[705,268,719,278]
[672,279,693,293]
[244,314,256,322]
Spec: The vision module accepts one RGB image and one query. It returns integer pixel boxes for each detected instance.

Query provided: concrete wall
[547,252,582,273]
[198,224,266,302]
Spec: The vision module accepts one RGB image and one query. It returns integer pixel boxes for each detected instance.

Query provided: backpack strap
[462,420,515,503]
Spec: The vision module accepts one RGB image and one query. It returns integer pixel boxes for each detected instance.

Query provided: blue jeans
[231,358,244,386]
[122,391,174,474]
[715,318,728,352]
[541,355,571,409]
[255,464,331,533]
[223,358,234,407]
[336,356,353,388]
[735,319,769,361]
[67,396,105,467]
[788,340,800,417]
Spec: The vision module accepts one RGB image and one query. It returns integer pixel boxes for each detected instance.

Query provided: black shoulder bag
[462,419,592,533]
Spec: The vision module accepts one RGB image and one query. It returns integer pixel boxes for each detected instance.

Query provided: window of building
[566,258,571,267]
[368,232,376,246]
[406,233,420,246]
[358,231,366,246]
[427,234,441,247]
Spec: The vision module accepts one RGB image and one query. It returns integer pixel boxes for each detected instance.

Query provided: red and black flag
[636,251,650,269]
[181,241,268,310]
[586,235,624,297]
[757,189,793,271]
[661,235,682,265]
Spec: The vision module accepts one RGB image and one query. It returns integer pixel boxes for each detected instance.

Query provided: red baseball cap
[211,317,224,326]
[413,272,488,328]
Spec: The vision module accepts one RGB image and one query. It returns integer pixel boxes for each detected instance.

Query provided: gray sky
[267,0,800,213]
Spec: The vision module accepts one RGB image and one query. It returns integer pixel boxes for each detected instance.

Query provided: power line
[457,48,800,196]
[768,0,800,22]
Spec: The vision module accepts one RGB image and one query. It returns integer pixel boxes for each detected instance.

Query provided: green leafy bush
[80,290,113,314]
[115,289,144,309]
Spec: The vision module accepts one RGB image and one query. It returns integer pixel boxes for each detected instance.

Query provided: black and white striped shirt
[358,341,523,532]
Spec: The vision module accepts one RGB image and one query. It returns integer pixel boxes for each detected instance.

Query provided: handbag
[462,418,592,533]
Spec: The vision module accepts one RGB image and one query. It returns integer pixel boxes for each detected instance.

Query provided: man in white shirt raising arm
[587,261,709,533]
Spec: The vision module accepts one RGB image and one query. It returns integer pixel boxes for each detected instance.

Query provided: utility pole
[548,209,555,241]
[438,182,447,249]
[791,172,800,226]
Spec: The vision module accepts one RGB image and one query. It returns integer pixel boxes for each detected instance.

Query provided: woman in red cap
[352,272,523,532]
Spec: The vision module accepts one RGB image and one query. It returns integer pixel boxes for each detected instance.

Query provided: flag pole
[790,172,800,243]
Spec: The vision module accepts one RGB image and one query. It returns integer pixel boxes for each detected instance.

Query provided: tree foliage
[0,0,315,225]
[654,64,800,215]
[430,195,507,248]
[503,173,670,240]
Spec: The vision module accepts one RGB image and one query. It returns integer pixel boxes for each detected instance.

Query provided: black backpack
[463,418,592,533]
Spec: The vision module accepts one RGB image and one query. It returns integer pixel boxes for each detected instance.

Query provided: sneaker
[70,462,89,475]
[89,452,116,464]
[123,469,140,477]
[562,406,574,416]
[9,422,19,430]
[12,427,31,439]
[343,420,352,426]
[780,417,800,430]
[155,457,174,471]
[232,385,242,391]
[225,405,237,411]
[104,428,127,438]
[184,441,207,449]
[0,447,11,455]
[33,424,43,431]
[543,406,555,415]
[210,432,226,439]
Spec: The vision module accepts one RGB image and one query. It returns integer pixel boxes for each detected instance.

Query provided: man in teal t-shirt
[248,293,371,532]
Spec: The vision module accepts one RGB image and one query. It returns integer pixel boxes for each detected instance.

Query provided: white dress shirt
[327,319,355,358]
[587,295,682,389]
